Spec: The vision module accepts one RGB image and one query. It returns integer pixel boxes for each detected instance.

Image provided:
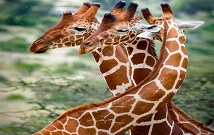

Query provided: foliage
[0,0,54,26]
[0,27,7,32]
[0,37,29,53]
[0,75,109,134]
[173,0,214,16]
[54,61,93,75]
[15,61,43,74]
[0,116,53,135]
[6,94,26,101]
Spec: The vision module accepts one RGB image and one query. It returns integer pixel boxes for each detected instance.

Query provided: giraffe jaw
[78,45,97,55]
[29,44,48,53]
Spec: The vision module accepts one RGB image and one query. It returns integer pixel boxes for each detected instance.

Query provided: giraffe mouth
[78,45,96,55]
[29,44,48,53]
[34,47,48,53]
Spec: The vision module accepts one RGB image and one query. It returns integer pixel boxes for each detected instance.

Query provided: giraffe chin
[29,45,48,53]
[78,46,96,55]
[34,48,48,53]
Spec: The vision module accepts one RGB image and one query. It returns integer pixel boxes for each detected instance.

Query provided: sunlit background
[0,0,213,134]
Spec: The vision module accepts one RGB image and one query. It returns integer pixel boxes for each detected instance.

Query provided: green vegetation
[0,0,54,27]
[54,61,93,75]
[0,37,29,53]
[15,61,43,74]
[6,94,26,101]
[0,0,213,134]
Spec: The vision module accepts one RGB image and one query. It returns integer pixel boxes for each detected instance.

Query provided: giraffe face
[79,2,141,54]
[29,3,100,53]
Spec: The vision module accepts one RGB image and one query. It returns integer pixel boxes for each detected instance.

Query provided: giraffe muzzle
[79,41,97,55]
[29,44,48,53]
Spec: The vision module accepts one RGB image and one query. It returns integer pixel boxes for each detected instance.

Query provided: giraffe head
[79,1,143,54]
[29,2,100,53]
[137,2,204,42]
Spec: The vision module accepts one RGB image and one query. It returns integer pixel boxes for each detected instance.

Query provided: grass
[0,75,8,83]
[54,61,93,75]
[6,94,26,101]
[0,27,7,32]
[0,37,29,53]
[15,61,44,74]
[55,63,76,75]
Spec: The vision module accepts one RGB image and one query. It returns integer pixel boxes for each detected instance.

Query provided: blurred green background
[0,0,213,134]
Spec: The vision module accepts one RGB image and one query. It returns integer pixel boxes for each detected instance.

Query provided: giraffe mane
[143,20,168,83]
[148,39,158,59]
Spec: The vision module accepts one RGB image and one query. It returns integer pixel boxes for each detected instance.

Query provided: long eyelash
[117,29,128,32]
[74,27,86,31]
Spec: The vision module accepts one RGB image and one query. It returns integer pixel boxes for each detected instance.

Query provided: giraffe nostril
[84,41,91,46]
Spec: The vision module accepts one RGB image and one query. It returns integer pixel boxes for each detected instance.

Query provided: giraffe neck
[125,38,157,86]
[33,19,189,135]
[92,45,133,96]
[123,35,187,134]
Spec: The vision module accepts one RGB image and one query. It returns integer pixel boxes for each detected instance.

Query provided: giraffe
[33,3,210,135]
[79,2,211,135]
[139,6,213,135]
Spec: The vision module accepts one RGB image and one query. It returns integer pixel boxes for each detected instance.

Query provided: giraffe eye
[74,27,86,31]
[116,29,128,32]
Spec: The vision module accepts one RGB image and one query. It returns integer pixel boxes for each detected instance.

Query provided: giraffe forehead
[114,22,129,29]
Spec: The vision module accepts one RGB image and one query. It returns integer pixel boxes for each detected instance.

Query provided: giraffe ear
[137,25,161,39]
[141,25,162,32]
[178,21,204,30]
[137,31,154,39]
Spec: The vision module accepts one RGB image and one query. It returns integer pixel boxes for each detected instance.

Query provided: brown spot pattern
[100,59,118,73]
[131,53,145,65]
[136,41,148,50]
[132,101,154,115]
[139,82,165,101]
[127,47,134,55]
[102,46,114,57]
[111,114,134,133]
[158,68,178,90]
[105,66,129,90]
[133,68,151,85]
[175,70,186,89]
[79,112,94,126]
[182,58,188,69]
[166,41,179,52]
[167,28,178,39]
[65,119,79,133]
[165,53,182,67]
[145,56,156,67]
